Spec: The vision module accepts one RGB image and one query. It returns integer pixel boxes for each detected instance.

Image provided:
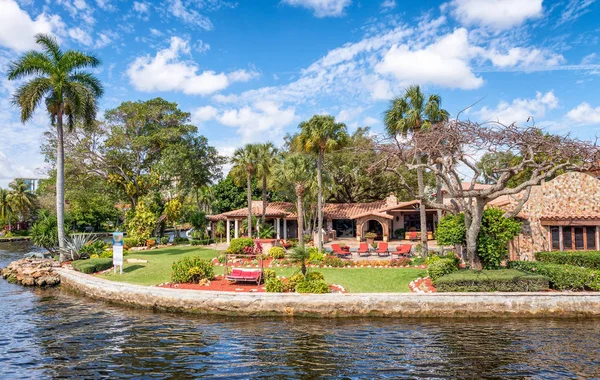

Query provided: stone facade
[506,172,600,260]
[58,268,600,318]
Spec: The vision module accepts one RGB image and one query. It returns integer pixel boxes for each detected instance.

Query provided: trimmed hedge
[428,258,459,281]
[72,258,114,274]
[190,238,215,246]
[535,251,600,269]
[228,238,254,255]
[509,261,600,291]
[434,269,549,292]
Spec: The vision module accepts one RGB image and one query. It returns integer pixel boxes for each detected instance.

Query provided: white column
[276,218,281,239]
[226,219,230,244]
[559,226,564,251]
[234,219,239,239]
[283,219,287,240]
[596,226,599,250]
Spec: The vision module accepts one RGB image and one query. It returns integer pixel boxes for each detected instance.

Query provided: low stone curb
[57,268,600,318]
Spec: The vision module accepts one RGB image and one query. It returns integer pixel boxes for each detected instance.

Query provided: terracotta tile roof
[351,200,421,219]
[218,201,297,218]
[322,201,386,219]
[540,212,600,221]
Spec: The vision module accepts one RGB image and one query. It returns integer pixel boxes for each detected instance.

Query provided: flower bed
[213,256,426,269]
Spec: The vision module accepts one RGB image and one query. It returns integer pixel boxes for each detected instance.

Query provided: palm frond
[35,34,62,62]
[60,50,101,72]
[69,72,104,98]
[11,77,52,123]
[6,51,53,80]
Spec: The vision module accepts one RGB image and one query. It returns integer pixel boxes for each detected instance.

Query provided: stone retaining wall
[57,269,600,318]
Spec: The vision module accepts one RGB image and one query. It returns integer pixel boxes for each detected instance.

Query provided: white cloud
[150,28,163,36]
[582,53,597,65]
[447,0,543,30]
[477,91,559,125]
[218,101,297,143]
[94,31,118,48]
[559,0,596,25]
[0,0,65,52]
[133,1,150,14]
[126,36,258,95]
[483,47,565,69]
[281,0,352,17]
[381,0,395,10]
[96,0,115,11]
[363,116,380,126]
[68,27,92,46]
[566,102,600,125]
[195,40,210,53]
[191,105,218,125]
[336,107,363,124]
[376,28,484,90]
[168,0,213,30]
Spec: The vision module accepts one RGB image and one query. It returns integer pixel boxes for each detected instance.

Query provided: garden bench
[226,268,262,284]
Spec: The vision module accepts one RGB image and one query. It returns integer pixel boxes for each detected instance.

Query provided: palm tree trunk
[262,175,267,223]
[417,165,429,258]
[296,186,304,249]
[247,170,252,239]
[317,151,323,252]
[57,109,66,261]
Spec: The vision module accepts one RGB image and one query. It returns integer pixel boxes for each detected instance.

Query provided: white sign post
[113,232,124,274]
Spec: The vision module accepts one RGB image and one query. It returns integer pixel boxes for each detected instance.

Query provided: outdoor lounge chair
[376,242,389,257]
[357,243,370,257]
[392,244,412,258]
[226,268,262,284]
[331,243,352,259]
[409,231,418,241]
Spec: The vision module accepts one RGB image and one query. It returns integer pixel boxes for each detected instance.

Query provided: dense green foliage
[427,258,459,281]
[126,202,157,246]
[265,277,285,292]
[188,210,207,230]
[30,211,60,253]
[79,240,108,257]
[268,246,286,259]
[123,237,138,248]
[171,256,214,283]
[509,261,600,291]
[535,251,600,269]
[72,258,113,274]
[295,279,330,293]
[190,239,214,246]
[434,269,550,292]
[435,213,466,246]
[228,238,254,255]
[211,176,264,214]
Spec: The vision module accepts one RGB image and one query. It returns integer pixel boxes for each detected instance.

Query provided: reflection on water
[1,242,600,378]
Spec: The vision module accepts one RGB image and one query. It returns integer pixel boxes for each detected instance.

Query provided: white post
[596,226,599,250]
[559,226,564,251]
[276,218,280,239]
[226,218,230,244]
[234,219,239,239]
[283,219,287,240]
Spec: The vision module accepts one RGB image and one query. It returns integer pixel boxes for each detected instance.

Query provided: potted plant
[365,232,377,245]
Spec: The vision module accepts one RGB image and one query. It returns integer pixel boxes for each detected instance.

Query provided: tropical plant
[8,179,36,223]
[272,153,315,248]
[258,223,275,239]
[288,245,311,276]
[8,33,103,257]
[0,189,13,231]
[384,85,449,257]
[294,115,348,252]
[255,142,278,222]
[215,220,225,242]
[230,144,260,238]
[62,232,97,261]
[196,186,214,213]
[164,198,183,237]
[126,201,157,246]
[30,210,60,253]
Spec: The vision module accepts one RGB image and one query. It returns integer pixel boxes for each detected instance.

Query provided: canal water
[1,242,600,379]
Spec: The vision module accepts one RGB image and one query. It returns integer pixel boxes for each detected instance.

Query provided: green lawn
[98,245,427,292]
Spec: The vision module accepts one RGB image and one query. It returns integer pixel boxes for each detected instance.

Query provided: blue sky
[1,0,600,186]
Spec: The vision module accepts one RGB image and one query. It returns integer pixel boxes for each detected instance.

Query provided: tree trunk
[417,165,428,258]
[435,163,443,223]
[317,151,324,252]
[57,109,66,262]
[247,171,252,239]
[296,186,304,249]
[465,199,485,270]
[262,175,267,223]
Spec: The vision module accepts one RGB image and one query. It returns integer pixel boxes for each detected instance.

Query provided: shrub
[79,240,107,257]
[30,211,59,253]
[171,256,214,283]
[390,258,412,267]
[100,250,113,258]
[287,273,306,292]
[126,201,157,246]
[123,237,138,249]
[160,237,170,245]
[174,237,189,244]
[434,269,550,292]
[72,258,113,274]
[217,254,226,264]
[435,214,466,247]
[229,238,255,255]
[323,255,349,268]
[263,269,276,280]
[535,251,600,269]
[509,261,600,291]
[191,239,214,246]
[308,248,325,263]
[428,258,459,281]
[295,279,330,294]
[265,277,285,292]
[305,271,325,281]
[411,257,425,265]
[365,232,377,239]
[269,246,286,259]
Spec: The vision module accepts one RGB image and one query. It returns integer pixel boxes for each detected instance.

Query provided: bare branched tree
[374,119,600,269]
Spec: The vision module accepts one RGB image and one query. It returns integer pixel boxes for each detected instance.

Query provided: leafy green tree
[0,189,14,231]
[273,154,315,248]
[211,176,263,214]
[256,142,278,222]
[196,186,214,213]
[435,213,466,247]
[164,199,183,238]
[215,220,225,242]
[8,34,103,253]
[126,201,158,245]
[230,144,260,238]
[294,115,349,252]
[384,85,449,256]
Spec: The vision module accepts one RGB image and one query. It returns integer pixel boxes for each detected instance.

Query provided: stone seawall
[57,268,600,318]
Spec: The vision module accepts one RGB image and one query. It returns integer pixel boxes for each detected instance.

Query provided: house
[496,172,600,260]
[207,194,440,244]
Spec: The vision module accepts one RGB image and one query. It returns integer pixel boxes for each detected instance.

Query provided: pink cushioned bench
[226,268,262,284]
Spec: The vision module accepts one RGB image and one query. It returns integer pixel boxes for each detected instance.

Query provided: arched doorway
[356,216,390,241]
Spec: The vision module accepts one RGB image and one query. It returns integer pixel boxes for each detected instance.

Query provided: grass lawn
[98,245,427,292]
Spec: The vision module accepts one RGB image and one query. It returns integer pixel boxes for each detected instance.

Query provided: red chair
[409,231,418,241]
[376,242,389,257]
[393,244,412,258]
[357,243,370,257]
[331,244,351,258]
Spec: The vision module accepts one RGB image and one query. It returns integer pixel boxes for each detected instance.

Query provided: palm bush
[30,211,60,254]
[289,246,311,275]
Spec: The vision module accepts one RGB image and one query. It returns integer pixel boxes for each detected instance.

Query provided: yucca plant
[61,232,97,261]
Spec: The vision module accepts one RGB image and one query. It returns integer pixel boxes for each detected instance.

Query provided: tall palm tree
[273,154,315,248]
[8,34,103,257]
[256,142,278,223]
[295,115,348,252]
[230,144,260,238]
[0,189,13,232]
[8,179,36,223]
[384,85,449,256]
[197,185,214,213]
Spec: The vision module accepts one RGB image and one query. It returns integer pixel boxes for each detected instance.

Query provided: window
[563,227,572,250]
[587,227,597,250]
[553,226,598,251]
[551,227,560,250]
